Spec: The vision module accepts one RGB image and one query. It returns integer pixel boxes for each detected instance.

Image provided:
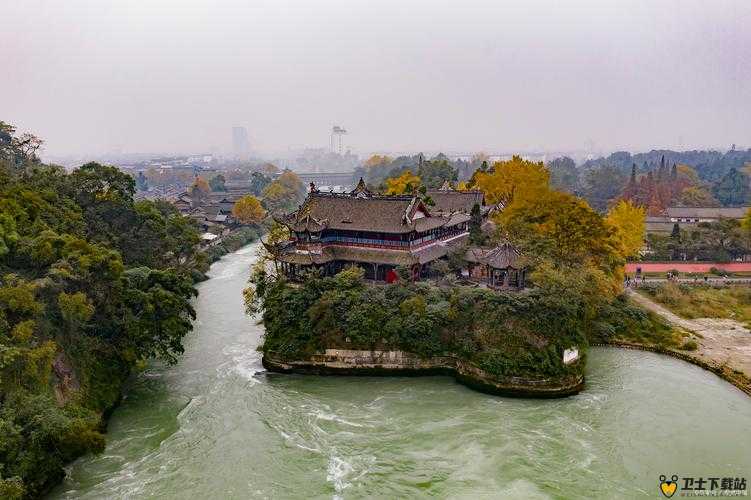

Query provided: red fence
[625,262,751,273]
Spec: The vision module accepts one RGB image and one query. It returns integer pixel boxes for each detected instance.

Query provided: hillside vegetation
[0,122,210,498]
[253,267,587,380]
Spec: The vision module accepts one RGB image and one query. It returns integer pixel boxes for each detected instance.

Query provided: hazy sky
[2,0,749,159]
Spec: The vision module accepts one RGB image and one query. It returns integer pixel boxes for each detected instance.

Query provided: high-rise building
[232,126,250,159]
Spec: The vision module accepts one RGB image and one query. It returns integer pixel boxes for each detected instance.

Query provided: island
[248,166,654,397]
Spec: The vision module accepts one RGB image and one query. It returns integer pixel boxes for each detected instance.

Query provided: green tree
[678,186,719,207]
[262,171,305,214]
[135,171,148,191]
[249,171,272,196]
[582,165,627,212]
[547,156,579,193]
[712,168,750,206]
[58,291,95,332]
[0,214,19,257]
[0,121,215,496]
[417,158,458,188]
[69,162,136,208]
[119,267,197,364]
[671,223,681,240]
[209,174,227,192]
[469,203,484,245]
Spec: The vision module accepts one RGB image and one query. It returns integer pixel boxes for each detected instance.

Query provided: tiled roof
[414,216,448,232]
[426,190,484,214]
[280,192,457,234]
[465,242,521,269]
[413,233,469,264]
[280,193,413,233]
[665,206,750,219]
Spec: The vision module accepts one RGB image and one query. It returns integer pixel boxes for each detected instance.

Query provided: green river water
[51,244,751,499]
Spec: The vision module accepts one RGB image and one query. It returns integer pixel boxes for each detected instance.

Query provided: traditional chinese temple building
[270,179,483,281]
[464,243,526,289]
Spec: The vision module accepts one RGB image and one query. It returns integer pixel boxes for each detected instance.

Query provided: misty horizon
[2,0,749,160]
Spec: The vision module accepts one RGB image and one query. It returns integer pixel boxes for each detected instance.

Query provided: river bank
[625,290,751,396]
[596,341,751,397]
[17,232,264,499]
[263,349,584,398]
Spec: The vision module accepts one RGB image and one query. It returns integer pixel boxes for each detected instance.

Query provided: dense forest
[0,122,213,498]
[580,148,751,182]
[358,148,751,214]
[569,148,751,211]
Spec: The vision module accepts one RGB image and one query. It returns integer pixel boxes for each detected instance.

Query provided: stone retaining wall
[263,349,584,398]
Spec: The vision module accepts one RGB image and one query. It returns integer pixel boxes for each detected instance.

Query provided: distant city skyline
[232,126,251,159]
[2,0,749,159]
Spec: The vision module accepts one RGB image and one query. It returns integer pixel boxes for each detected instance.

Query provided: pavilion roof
[279,191,458,234]
[426,189,484,214]
[465,242,522,269]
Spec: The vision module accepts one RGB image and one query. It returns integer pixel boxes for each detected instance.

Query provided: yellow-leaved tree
[232,195,266,224]
[364,155,392,168]
[497,189,624,296]
[262,170,305,214]
[384,170,421,195]
[191,176,210,194]
[605,200,646,260]
[472,155,549,206]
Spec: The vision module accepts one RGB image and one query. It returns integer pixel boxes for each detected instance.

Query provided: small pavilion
[464,242,526,289]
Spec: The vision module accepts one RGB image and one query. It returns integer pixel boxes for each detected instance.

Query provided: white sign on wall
[563,347,579,365]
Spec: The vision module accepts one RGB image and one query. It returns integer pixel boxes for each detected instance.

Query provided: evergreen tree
[712,168,750,206]
[622,163,637,200]
[671,223,680,239]
[209,174,227,192]
[469,203,483,245]
[136,171,148,191]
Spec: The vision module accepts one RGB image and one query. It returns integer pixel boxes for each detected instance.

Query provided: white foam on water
[208,245,259,281]
[174,397,203,428]
[324,454,375,500]
[235,245,258,255]
[211,260,249,281]
[232,349,262,382]
[278,431,321,453]
[217,344,263,382]
[311,410,369,428]
[326,455,354,499]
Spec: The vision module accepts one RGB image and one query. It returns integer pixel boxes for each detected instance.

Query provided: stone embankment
[625,290,751,396]
[263,349,584,398]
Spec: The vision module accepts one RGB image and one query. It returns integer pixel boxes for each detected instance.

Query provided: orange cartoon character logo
[659,475,679,498]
